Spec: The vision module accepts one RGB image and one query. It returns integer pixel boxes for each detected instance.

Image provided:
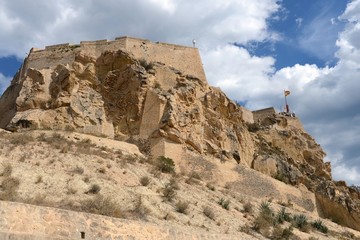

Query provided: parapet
[45,43,70,50]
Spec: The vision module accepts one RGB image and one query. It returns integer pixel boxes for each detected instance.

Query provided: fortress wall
[287,117,304,130]
[25,37,207,83]
[79,39,126,58]
[123,37,207,83]
[252,107,276,122]
[27,47,76,70]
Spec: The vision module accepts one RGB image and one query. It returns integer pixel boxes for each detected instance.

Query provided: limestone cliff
[1,36,360,232]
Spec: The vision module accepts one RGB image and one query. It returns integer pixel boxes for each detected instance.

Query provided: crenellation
[33,36,195,55]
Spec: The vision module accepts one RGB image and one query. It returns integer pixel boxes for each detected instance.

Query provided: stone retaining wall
[0,201,250,240]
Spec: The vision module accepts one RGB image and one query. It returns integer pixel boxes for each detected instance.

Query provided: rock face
[1,36,360,231]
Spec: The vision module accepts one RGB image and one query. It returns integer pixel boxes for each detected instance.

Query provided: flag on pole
[284,90,290,96]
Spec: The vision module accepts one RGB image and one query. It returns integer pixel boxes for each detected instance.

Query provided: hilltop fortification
[27,36,207,83]
[1,37,360,235]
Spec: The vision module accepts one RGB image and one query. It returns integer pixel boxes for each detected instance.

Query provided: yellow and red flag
[284,90,290,96]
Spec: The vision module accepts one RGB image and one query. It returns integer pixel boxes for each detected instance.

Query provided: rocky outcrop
[0,38,254,166]
[248,114,360,231]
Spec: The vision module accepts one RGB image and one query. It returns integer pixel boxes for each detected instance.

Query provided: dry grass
[9,134,34,145]
[175,201,189,214]
[35,175,43,184]
[162,182,177,201]
[86,184,101,194]
[242,202,254,213]
[140,176,150,186]
[0,163,13,177]
[203,206,215,220]
[73,166,84,175]
[206,182,216,191]
[0,176,20,201]
[77,195,123,218]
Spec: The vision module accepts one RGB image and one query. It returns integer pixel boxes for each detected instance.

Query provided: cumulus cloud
[0,0,280,58]
[203,44,275,107]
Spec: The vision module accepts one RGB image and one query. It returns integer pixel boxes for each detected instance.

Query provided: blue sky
[0,56,21,77]
[241,0,348,69]
[0,0,360,185]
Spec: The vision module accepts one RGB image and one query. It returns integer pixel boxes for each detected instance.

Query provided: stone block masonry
[252,107,276,122]
[28,36,207,84]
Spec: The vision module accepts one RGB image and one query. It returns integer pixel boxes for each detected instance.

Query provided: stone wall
[28,36,207,84]
[252,107,276,122]
[0,201,243,240]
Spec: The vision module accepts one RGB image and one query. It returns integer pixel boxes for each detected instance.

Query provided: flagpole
[284,90,289,113]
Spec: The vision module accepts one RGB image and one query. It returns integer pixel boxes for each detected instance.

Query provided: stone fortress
[27,36,207,84]
[20,36,292,125]
[26,36,287,124]
[0,36,303,163]
[1,36,360,238]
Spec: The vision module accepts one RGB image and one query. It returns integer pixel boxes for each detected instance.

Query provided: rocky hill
[0,37,360,239]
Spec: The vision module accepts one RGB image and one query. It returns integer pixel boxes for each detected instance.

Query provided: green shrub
[311,219,328,233]
[259,201,273,220]
[162,182,177,201]
[275,207,292,224]
[218,198,230,210]
[292,214,309,232]
[157,156,175,173]
[246,122,260,132]
[139,59,154,71]
[253,201,275,236]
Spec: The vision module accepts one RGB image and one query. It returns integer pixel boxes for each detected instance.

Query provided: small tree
[157,156,175,173]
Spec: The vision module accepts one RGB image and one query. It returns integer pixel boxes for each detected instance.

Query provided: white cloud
[146,0,177,13]
[0,0,281,58]
[203,44,275,104]
[333,164,360,186]
[340,0,360,22]
[295,18,303,27]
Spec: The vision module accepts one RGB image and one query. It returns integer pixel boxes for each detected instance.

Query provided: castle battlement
[28,36,207,84]
[32,36,195,53]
